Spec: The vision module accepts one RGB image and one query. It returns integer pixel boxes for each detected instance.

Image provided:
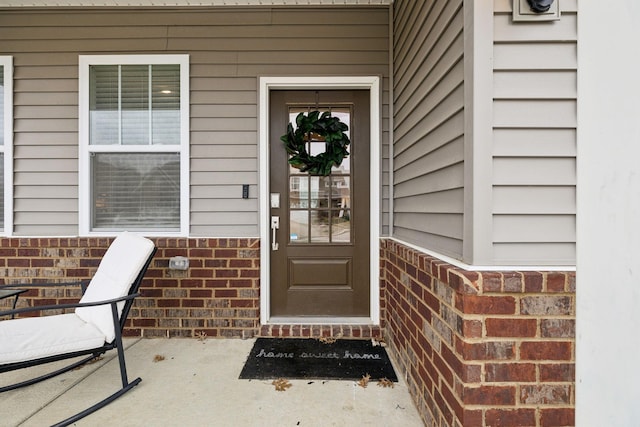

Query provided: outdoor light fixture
[169,256,189,270]
[513,0,560,21]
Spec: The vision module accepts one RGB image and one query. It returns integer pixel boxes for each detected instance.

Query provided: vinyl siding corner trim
[0,56,14,236]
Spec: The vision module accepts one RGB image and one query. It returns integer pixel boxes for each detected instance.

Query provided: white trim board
[576,1,640,424]
[0,56,13,236]
[258,76,382,326]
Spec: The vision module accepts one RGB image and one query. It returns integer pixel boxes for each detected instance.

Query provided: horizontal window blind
[121,65,150,146]
[152,65,181,145]
[89,64,180,146]
[90,65,119,145]
[87,60,183,232]
[91,153,180,230]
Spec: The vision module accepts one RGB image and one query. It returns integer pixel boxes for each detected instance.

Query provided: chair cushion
[0,313,106,365]
[75,232,155,342]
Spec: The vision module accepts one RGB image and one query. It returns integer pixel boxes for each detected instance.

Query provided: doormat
[239,338,398,382]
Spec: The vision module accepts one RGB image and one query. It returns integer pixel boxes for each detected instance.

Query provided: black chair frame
[0,246,156,427]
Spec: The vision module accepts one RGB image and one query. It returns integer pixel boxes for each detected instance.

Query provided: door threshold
[268,317,375,325]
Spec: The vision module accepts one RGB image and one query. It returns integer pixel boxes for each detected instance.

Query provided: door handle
[271,216,280,251]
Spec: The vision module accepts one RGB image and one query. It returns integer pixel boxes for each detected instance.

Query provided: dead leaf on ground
[272,378,292,391]
[357,373,371,388]
[372,336,387,347]
[153,354,165,363]
[377,378,395,388]
[317,332,342,344]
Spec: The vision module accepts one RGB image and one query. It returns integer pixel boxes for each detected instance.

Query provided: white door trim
[258,76,381,325]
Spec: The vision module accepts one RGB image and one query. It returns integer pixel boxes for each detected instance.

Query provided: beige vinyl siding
[392,0,465,259]
[0,7,390,236]
[491,0,577,265]
[13,60,79,235]
[390,0,576,266]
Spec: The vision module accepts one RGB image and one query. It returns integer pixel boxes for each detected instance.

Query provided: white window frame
[78,55,190,236]
[0,56,13,236]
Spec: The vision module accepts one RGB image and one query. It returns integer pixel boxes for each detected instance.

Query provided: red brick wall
[0,237,261,339]
[381,239,575,427]
[0,236,381,340]
[1,236,576,426]
[260,324,382,339]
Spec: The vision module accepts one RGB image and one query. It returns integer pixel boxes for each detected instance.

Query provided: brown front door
[269,90,370,317]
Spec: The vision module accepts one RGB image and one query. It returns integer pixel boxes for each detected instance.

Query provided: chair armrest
[0,280,91,295]
[0,280,88,289]
[0,292,140,318]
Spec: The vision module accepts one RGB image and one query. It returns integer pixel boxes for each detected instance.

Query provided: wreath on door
[280,110,350,176]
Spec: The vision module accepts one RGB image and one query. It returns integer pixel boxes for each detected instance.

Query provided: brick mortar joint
[462,404,573,410]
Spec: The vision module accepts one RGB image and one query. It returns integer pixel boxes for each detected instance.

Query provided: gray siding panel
[493,158,576,186]
[493,71,577,99]
[391,0,577,266]
[394,137,464,184]
[493,13,577,42]
[1,7,389,236]
[392,0,465,259]
[494,43,577,70]
[493,242,575,265]
[493,187,575,214]
[190,131,257,145]
[493,100,576,128]
[394,226,463,259]
[493,215,575,243]
[394,163,464,199]
[492,4,577,265]
[493,128,576,157]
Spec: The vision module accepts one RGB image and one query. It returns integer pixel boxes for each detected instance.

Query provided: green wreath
[280,110,350,176]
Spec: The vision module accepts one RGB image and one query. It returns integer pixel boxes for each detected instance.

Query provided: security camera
[527,0,554,13]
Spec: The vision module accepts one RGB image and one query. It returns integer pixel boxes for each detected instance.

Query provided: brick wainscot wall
[0,237,576,426]
[0,237,382,340]
[0,237,261,339]
[382,239,576,427]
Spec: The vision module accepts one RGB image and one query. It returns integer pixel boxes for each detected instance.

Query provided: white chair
[0,232,156,427]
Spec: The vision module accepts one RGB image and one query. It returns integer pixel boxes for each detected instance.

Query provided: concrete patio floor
[0,338,424,426]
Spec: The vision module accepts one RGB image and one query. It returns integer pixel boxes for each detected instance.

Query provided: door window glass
[287,107,352,244]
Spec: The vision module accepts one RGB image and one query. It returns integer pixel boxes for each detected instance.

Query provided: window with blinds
[89,64,180,146]
[82,56,188,234]
[91,152,179,229]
